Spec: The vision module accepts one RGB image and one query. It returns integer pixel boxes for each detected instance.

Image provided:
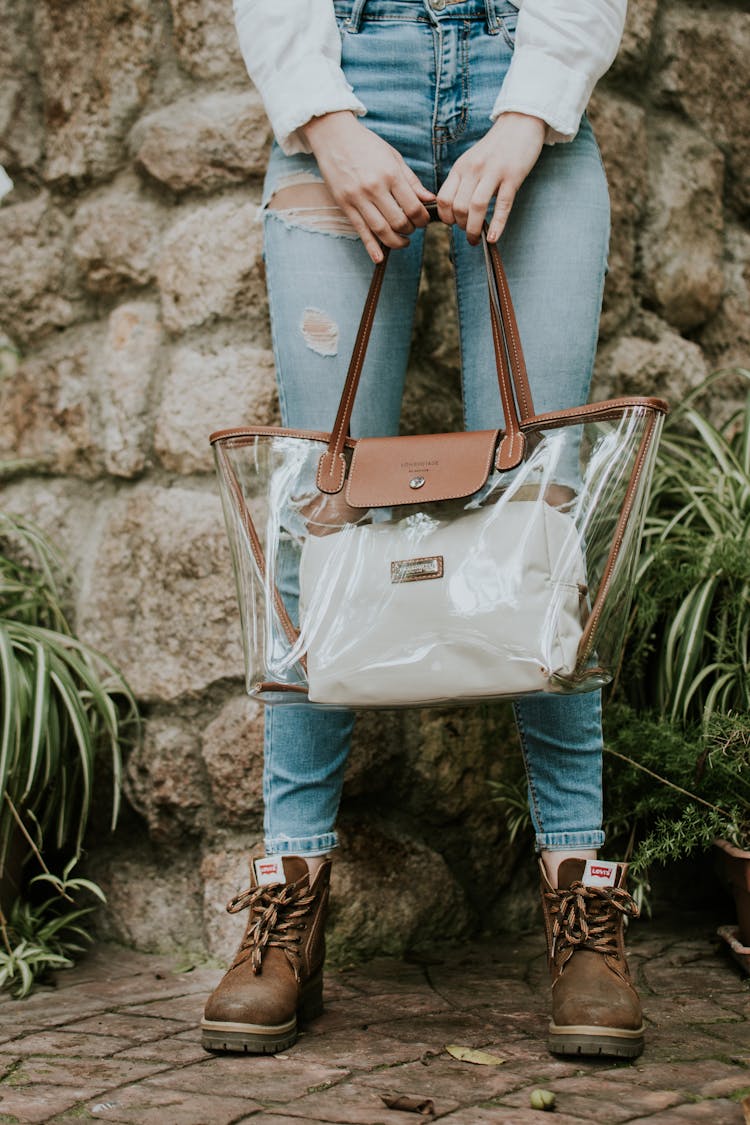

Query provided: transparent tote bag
[211,216,668,708]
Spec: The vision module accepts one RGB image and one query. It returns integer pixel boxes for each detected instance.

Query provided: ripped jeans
[259,0,609,857]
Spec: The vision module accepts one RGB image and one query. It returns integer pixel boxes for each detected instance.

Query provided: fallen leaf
[380,1094,436,1116]
[445,1044,506,1066]
[741,1094,750,1125]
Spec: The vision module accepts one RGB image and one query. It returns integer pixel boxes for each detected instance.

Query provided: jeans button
[431,0,447,9]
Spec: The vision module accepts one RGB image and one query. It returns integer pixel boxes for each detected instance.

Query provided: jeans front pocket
[500,14,517,49]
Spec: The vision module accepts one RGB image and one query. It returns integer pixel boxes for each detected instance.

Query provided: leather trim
[346,430,500,506]
[213,444,304,659]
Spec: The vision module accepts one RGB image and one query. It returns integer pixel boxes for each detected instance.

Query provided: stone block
[330,824,471,960]
[0,0,44,170]
[154,343,277,473]
[700,223,750,372]
[168,0,246,80]
[587,92,648,338]
[157,196,265,332]
[201,842,261,964]
[611,0,659,78]
[132,90,271,193]
[0,302,161,480]
[73,179,166,293]
[655,7,750,212]
[201,694,265,823]
[0,193,80,344]
[126,716,208,842]
[640,118,724,331]
[35,0,161,182]
[97,300,163,477]
[594,311,709,405]
[78,486,244,701]
[86,840,205,954]
[0,323,103,477]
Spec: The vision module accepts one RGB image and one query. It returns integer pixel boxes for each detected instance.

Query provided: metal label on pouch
[390,555,444,583]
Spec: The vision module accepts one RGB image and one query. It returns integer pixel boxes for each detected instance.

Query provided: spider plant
[623,368,750,725]
[0,510,138,992]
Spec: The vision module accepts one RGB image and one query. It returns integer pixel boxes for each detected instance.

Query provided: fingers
[487,187,516,243]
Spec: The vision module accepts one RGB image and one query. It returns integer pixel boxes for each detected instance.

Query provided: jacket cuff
[262,56,367,156]
[490,45,591,144]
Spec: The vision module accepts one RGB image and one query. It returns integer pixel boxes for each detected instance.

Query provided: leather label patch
[390,556,444,584]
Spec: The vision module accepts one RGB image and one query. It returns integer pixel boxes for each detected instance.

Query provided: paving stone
[498,1078,684,1121]
[437,1107,592,1124]
[113,1034,210,1066]
[121,992,216,1024]
[146,1055,349,1102]
[290,1027,438,1069]
[263,1080,459,1123]
[76,1083,261,1125]
[0,1055,167,1089]
[0,1080,102,1123]
[6,1029,135,1057]
[624,1099,745,1124]
[63,1012,192,1044]
[356,1056,528,1103]
[5,928,750,1125]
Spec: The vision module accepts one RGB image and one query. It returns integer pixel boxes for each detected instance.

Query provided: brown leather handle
[316,213,536,494]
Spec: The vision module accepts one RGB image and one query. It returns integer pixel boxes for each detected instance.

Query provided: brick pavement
[1,919,749,1125]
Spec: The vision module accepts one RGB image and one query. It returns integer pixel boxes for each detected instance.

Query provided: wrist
[301,110,359,145]
[494,111,546,135]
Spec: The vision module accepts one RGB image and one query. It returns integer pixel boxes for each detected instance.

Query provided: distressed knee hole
[266,182,357,237]
[300,307,339,357]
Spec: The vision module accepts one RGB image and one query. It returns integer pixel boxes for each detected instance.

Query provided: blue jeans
[260,0,608,857]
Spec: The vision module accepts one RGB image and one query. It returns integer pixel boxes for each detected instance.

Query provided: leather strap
[316,207,534,493]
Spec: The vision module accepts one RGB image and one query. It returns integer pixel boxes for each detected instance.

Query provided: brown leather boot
[540,857,644,1059]
[201,855,330,1053]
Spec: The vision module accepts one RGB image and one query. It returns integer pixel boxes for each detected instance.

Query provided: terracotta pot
[714,838,750,947]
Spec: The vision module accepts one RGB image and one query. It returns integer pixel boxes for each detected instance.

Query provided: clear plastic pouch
[211,220,668,708]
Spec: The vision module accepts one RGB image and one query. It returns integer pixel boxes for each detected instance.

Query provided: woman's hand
[302,111,435,263]
[436,112,546,244]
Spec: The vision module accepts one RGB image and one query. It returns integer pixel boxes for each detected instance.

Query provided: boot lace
[545,880,639,961]
[225,878,317,980]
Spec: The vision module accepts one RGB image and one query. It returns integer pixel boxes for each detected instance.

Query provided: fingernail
[488,223,501,242]
[373,249,383,263]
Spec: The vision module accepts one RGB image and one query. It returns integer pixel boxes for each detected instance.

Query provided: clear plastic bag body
[213,402,665,708]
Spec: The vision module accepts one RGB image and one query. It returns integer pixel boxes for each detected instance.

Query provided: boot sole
[548,1022,645,1059]
[201,972,324,1054]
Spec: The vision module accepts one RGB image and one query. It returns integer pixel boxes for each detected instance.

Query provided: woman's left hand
[436,112,546,244]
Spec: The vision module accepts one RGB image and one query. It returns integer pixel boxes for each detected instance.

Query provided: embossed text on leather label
[390,555,444,583]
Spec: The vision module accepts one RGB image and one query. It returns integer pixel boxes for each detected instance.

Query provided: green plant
[622,368,750,725]
[0,511,138,992]
[0,861,106,998]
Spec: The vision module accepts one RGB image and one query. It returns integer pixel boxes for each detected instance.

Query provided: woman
[202,0,644,1060]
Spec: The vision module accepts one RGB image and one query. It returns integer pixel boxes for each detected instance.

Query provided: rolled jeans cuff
[535,830,605,854]
[264,831,339,856]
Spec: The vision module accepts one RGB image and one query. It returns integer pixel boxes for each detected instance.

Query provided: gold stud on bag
[211,214,668,709]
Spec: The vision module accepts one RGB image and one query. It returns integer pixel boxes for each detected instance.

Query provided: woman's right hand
[301,111,435,263]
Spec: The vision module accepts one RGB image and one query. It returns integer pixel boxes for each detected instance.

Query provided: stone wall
[1,0,748,962]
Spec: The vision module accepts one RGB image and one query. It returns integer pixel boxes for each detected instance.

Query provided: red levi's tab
[254,856,285,886]
[582,860,618,887]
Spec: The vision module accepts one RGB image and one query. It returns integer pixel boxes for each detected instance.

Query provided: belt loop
[347,0,368,32]
[484,0,500,33]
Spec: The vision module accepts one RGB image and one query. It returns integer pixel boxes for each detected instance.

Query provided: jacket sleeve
[233,0,366,156]
[491,0,627,144]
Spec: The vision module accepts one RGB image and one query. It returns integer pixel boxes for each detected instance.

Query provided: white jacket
[233,0,626,155]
